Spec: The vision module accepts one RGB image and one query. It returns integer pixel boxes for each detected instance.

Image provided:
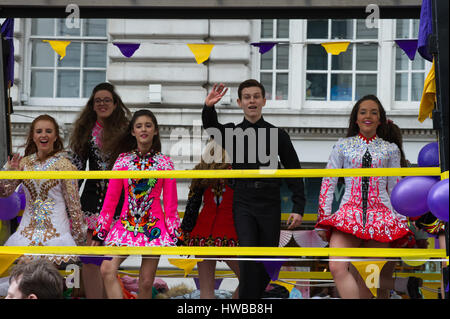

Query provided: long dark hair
[69,82,131,160]
[384,121,408,168]
[109,109,162,165]
[346,94,388,139]
[24,114,64,158]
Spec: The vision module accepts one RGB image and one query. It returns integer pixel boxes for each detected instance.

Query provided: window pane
[331,74,352,101]
[411,73,424,101]
[84,43,107,67]
[276,45,289,69]
[331,20,353,39]
[355,74,377,100]
[396,20,409,38]
[260,49,273,70]
[83,71,106,97]
[395,73,408,101]
[307,20,328,39]
[31,19,54,36]
[57,42,81,67]
[276,73,288,100]
[277,19,289,38]
[356,43,377,70]
[261,19,273,38]
[412,19,420,37]
[57,70,80,97]
[83,19,107,37]
[332,44,352,70]
[356,19,378,39]
[306,73,327,100]
[31,71,53,97]
[57,18,80,36]
[32,41,54,67]
[395,47,409,70]
[307,45,327,70]
[412,55,425,70]
[260,73,273,100]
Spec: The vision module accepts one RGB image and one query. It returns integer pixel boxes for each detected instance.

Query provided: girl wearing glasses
[69,82,131,298]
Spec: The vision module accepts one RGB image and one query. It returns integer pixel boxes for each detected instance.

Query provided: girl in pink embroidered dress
[91,109,180,299]
[315,95,413,299]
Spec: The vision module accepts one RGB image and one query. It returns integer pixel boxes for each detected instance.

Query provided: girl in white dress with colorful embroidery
[0,115,86,266]
[315,95,413,299]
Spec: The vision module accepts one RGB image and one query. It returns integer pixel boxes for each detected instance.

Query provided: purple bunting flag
[79,256,112,266]
[251,42,278,54]
[395,39,418,61]
[417,0,433,62]
[113,42,141,58]
[262,260,284,281]
[1,18,15,86]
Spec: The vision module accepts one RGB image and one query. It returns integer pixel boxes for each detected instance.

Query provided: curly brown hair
[189,140,231,190]
[69,82,131,162]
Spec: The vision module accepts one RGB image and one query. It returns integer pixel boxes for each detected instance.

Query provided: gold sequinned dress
[0,152,87,265]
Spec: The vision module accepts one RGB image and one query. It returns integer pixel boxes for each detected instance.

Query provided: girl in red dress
[181,141,240,299]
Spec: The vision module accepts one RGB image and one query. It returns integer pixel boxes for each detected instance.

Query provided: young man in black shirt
[202,79,306,299]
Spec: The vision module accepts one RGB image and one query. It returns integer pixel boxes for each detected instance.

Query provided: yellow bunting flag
[42,40,71,60]
[168,258,203,277]
[351,260,387,297]
[418,59,436,122]
[187,44,214,64]
[401,256,429,267]
[270,280,295,293]
[0,254,22,276]
[321,42,350,55]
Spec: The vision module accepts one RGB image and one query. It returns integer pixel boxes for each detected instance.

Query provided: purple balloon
[418,142,439,167]
[79,256,112,266]
[0,192,21,220]
[391,176,438,217]
[427,179,449,222]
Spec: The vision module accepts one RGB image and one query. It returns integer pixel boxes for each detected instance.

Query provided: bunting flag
[395,39,418,61]
[0,254,22,277]
[270,280,294,293]
[351,260,387,297]
[0,18,15,86]
[113,43,141,58]
[262,260,284,281]
[321,42,350,55]
[168,258,203,277]
[401,256,428,267]
[418,59,436,122]
[251,42,278,54]
[187,44,214,64]
[417,0,433,62]
[42,40,71,60]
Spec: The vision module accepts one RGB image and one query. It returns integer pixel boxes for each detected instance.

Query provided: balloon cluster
[391,142,449,222]
[0,185,26,221]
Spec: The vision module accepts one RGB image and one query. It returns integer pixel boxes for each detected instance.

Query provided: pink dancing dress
[315,134,413,247]
[92,150,181,246]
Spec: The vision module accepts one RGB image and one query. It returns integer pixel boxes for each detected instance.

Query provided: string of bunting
[35,38,426,63]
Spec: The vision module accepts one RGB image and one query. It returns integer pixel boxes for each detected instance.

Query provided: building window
[259,19,290,101]
[29,18,107,99]
[305,19,379,102]
[394,19,426,102]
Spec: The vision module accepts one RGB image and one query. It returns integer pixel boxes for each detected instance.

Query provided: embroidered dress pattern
[68,121,122,230]
[316,134,412,246]
[181,183,238,247]
[93,150,180,247]
[0,153,86,265]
